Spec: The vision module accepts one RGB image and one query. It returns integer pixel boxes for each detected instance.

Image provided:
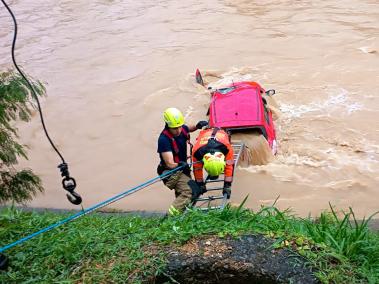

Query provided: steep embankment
[1,205,378,283]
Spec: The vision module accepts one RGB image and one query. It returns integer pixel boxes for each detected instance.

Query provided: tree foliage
[0,70,45,204]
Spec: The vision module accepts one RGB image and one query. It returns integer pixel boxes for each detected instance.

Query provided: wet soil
[154,235,320,284]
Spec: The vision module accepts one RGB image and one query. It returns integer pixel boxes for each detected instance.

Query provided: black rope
[1,0,82,205]
[1,0,64,162]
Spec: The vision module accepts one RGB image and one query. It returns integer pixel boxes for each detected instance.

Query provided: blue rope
[0,165,187,253]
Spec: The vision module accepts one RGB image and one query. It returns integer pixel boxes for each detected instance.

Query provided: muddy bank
[154,235,319,284]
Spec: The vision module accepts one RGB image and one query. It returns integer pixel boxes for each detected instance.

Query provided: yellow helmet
[203,152,226,177]
[163,107,185,128]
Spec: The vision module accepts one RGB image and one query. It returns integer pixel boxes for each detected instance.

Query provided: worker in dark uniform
[157,107,207,215]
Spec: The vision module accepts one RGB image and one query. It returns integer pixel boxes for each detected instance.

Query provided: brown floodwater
[0,0,378,217]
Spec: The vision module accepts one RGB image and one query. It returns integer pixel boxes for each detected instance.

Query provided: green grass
[0,201,378,283]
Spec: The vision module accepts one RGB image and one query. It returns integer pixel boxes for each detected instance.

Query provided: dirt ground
[153,234,320,284]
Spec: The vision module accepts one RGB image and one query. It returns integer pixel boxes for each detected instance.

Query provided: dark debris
[155,234,320,284]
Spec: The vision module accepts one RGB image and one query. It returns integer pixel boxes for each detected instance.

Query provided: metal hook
[66,191,82,205]
[61,176,82,205]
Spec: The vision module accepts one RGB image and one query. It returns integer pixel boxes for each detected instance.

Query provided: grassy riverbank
[1,202,378,283]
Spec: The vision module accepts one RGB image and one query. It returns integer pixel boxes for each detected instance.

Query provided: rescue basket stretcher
[191,141,245,210]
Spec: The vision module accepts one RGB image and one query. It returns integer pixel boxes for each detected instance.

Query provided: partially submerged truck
[196,69,277,155]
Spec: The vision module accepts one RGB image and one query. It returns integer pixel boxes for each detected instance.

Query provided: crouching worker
[157,107,208,215]
[192,127,234,199]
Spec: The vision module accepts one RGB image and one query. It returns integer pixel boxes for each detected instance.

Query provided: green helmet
[203,152,226,177]
[163,107,185,128]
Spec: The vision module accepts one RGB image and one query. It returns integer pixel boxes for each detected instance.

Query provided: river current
[1,0,378,217]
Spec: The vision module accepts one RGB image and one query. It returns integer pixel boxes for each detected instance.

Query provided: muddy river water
[1,0,378,217]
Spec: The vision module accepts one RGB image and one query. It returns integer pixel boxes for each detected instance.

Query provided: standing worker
[157,107,207,215]
[192,127,234,199]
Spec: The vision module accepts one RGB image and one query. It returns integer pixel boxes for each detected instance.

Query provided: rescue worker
[192,127,234,199]
[157,107,207,215]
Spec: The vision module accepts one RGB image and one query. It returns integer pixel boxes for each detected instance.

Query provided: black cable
[1,0,82,205]
[1,0,65,162]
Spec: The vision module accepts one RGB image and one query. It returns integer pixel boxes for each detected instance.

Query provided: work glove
[177,161,190,172]
[196,181,207,195]
[189,180,204,200]
[196,120,208,130]
[223,181,232,199]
